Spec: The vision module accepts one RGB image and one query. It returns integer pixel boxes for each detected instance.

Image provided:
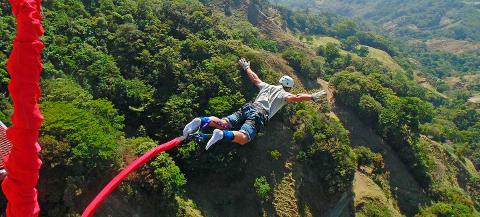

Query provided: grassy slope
[302,35,452,100]
[414,72,449,99]
[301,36,403,71]
[332,104,430,216]
[421,136,480,214]
[426,39,480,54]
[366,47,402,72]
[353,172,403,217]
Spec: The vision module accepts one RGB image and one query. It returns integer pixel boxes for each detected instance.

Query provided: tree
[254,176,271,201]
[42,78,93,106]
[283,47,308,71]
[355,46,369,57]
[451,26,468,40]
[161,95,197,135]
[341,36,359,51]
[358,94,383,127]
[135,141,187,194]
[418,202,473,217]
[330,71,364,106]
[291,105,355,193]
[453,109,479,130]
[327,44,342,63]
[353,146,384,172]
[283,47,324,79]
[40,100,124,216]
[334,20,357,38]
[41,101,122,174]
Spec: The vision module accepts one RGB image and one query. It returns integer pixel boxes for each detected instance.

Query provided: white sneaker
[206,129,224,150]
[183,118,202,136]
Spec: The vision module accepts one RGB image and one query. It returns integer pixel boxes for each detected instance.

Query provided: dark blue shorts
[223,103,268,142]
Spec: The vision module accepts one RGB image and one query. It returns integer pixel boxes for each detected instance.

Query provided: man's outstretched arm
[239,58,263,88]
[286,94,313,102]
[287,90,326,103]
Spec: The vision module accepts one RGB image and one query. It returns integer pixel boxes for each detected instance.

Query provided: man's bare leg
[207,117,249,144]
[206,130,249,150]
[183,116,229,136]
[207,116,229,129]
[232,131,248,145]
[186,117,250,149]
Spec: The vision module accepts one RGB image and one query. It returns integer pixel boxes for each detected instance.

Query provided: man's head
[279,75,294,92]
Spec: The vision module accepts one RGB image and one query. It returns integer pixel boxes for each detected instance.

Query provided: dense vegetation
[0,0,361,216]
[289,103,356,193]
[1,0,259,215]
[0,0,478,216]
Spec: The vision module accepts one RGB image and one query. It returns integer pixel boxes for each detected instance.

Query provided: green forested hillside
[275,0,480,41]
[274,0,480,99]
[0,0,478,216]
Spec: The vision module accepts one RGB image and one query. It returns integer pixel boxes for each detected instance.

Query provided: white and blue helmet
[279,75,294,88]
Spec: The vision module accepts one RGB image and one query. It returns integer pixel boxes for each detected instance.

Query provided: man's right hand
[238,58,250,71]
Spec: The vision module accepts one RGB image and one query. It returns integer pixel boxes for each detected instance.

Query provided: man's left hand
[312,90,326,103]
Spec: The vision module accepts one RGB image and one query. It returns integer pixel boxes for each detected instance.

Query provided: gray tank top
[254,82,292,119]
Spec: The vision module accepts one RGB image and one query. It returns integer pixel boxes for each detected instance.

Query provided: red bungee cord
[3,0,44,216]
[81,137,183,217]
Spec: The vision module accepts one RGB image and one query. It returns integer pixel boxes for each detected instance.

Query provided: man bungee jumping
[183,58,326,150]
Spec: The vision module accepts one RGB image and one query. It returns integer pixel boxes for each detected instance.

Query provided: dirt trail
[316,80,430,216]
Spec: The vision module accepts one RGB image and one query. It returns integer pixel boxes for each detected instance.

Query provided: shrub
[431,184,475,208]
[417,202,474,217]
[353,146,384,172]
[247,37,279,52]
[135,139,187,195]
[355,46,369,57]
[341,36,359,51]
[358,94,383,127]
[270,150,281,160]
[291,105,356,193]
[254,176,271,201]
[357,202,392,217]
[283,48,325,80]
[317,43,341,62]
